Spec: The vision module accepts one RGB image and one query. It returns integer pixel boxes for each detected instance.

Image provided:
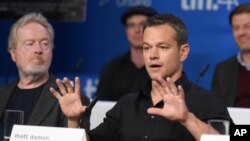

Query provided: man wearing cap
[97,6,157,101]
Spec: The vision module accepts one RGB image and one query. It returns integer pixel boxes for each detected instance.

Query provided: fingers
[166,77,179,96]
[177,85,185,98]
[74,77,81,96]
[152,81,166,98]
[56,78,67,95]
[147,107,164,117]
[53,77,81,97]
[50,87,62,100]
[157,77,172,95]
[63,77,74,93]
[156,77,179,96]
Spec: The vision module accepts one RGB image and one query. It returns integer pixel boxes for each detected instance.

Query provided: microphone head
[73,57,83,76]
[199,64,210,76]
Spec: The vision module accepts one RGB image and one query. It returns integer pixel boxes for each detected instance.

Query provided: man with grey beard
[0,13,89,140]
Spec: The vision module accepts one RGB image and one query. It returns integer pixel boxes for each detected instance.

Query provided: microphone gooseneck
[196,64,210,83]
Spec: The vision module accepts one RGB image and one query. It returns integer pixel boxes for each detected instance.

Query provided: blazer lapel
[28,75,58,125]
[0,81,18,118]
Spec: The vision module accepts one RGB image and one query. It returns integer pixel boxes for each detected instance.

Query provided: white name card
[10,125,86,141]
[200,134,229,141]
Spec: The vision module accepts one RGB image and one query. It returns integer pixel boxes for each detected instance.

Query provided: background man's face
[125,14,148,49]
[232,13,250,52]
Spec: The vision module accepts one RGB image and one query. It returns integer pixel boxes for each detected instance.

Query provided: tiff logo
[99,0,152,7]
[181,0,239,11]
[116,0,152,6]
[84,78,99,99]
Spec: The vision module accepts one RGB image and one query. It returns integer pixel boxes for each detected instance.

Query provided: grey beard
[21,66,48,81]
[23,70,45,77]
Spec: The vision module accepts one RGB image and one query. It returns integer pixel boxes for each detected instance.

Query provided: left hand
[147,77,190,123]
[50,77,86,120]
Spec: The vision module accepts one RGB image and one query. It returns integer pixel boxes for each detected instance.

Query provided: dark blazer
[212,56,238,106]
[0,74,90,127]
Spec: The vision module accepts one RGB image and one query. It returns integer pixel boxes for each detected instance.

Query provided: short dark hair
[143,14,188,46]
[121,5,157,26]
[229,3,250,26]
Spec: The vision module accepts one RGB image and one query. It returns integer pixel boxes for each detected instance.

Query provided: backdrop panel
[0,0,248,98]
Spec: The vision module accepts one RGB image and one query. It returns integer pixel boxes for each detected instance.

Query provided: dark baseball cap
[121,5,157,25]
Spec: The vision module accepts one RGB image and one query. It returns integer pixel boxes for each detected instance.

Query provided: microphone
[85,95,99,114]
[80,95,99,129]
[195,64,210,83]
[73,57,83,77]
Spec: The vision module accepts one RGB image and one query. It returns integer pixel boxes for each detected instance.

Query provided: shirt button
[151,115,155,119]
[144,135,148,139]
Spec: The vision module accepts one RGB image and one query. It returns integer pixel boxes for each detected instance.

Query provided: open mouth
[150,64,161,69]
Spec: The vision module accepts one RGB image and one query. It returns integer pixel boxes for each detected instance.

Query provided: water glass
[208,119,229,135]
[4,110,24,141]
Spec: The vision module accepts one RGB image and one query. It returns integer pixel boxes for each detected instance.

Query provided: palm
[59,93,85,118]
[160,94,188,121]
[148,77,189,122]
[50,77,86,119]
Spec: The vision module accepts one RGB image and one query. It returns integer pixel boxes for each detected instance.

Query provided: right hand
[50,77,86,119]
[147,77,189,123]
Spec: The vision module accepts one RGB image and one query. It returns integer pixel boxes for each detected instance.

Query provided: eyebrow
[156,42,170,46]
[40,37,50,41]
[23,39,34,43]
[142,42,151,46]
[22,38,50,45]
[142,42,171,46]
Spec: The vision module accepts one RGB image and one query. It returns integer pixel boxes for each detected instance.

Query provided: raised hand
[147,77,189,122]
[50,77,86,119]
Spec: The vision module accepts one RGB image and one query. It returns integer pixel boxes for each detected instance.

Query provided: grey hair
[8,12,54,50]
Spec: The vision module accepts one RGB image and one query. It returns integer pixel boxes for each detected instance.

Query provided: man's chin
[149,74,163,81]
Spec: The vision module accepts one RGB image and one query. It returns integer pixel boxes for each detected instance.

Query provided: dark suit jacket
[0,74,90,127]
[212,56,238,106]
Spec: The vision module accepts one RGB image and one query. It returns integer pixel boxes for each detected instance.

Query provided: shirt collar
[237,52,250,71]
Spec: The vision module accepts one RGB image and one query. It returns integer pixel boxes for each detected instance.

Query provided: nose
[134,25,143,33]
[150,48,159,60]
[33,43,43,53]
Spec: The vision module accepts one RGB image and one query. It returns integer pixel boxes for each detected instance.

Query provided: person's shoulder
[216,56,237,68]
[103,52,129,68]
[0,81,17,91]
[188,84,229,120]
[100,52,129,76]
[188,83,224,101]
[189,83,212,96]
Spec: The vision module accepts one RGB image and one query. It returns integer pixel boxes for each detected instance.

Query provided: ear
[9,48,16,62]
[179,44,189,62]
